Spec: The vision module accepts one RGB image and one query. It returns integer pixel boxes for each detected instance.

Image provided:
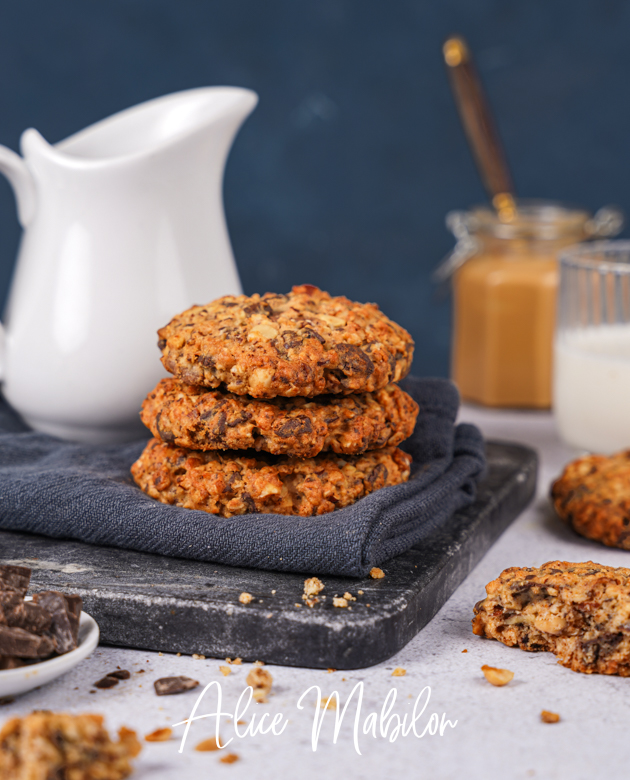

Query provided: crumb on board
[327,668,337,673]
[304,577,325,597]
[239,592,253,605]
[219,666,231,677]
[541,710,561,723]
[220,753,240,764]
[320,695,337,710]
[481,665,514,687]
[294,603,302,608]
[225,657,242,665]
[391,667,406,677]
[332,597,348,608]
[192,654,206,661]
[358,590,364,595]
[343,592,357,601]
[145,727,172,742]
[195,737,220,751]
[369,567,385,579]
[246,667,273,703]
[462,649,468,653]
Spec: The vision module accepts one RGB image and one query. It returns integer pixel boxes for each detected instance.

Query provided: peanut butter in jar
[446,201,622,408]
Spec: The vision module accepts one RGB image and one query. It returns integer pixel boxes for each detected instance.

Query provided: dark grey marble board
[0,440,537,669]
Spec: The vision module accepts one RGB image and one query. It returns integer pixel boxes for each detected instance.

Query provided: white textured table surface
[4,406,630,780]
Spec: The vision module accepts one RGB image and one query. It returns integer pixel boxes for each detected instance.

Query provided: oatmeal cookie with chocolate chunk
[157,285,414,397]
[472,560,630,675]
[141,378,418,457]
[131,438,411,516]
[551,450,630,549]
[0,711,141,780]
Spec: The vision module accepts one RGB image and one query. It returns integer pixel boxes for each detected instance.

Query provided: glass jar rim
[559,240,630,274]
[464,199,591,240]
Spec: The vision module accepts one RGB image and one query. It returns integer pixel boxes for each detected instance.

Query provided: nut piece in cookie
[472,560,630,676]
[131,439,412,517]
[157,285,414,398]
[0,711,141,780]
[140,378,419,457]
[551,450,630,549]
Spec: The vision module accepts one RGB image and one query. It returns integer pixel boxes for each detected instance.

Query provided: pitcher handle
[0,145,36,228]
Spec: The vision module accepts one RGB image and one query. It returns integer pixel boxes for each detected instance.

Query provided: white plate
[0,608,100,698]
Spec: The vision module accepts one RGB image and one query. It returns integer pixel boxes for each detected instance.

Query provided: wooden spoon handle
[443,37,515,207]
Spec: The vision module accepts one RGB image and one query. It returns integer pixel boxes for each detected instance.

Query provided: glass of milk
[554,241,630,452]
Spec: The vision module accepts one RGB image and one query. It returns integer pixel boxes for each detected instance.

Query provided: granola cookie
[157,284,414,397]
[140,378,419,458]
[472,560,630,675]
[551,450,630,549]
[0,711,141,780]
[131,438,412,516]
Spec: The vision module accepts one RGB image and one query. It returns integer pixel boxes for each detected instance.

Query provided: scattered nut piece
[220,753,240,764]
[0,697,15,706]
[481,665,514,687]
[195,737,220,751]
[107,669,131,680]
[333,597,348,608]
[154,676,199,696]
[192,654,206,660]
[391,667,406,677]
[145,727,172,742]
[219,666,231,677]
[304,577,325,596]
[246,666,273,703]
[239,592,253,605]
[369,567,385,579]
[94,676,119,689]
[541,710,560,723]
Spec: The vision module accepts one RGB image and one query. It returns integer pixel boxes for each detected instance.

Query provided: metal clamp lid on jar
[432,201,624,284]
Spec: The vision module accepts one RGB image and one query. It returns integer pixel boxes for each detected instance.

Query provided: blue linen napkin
[0,377,485,577]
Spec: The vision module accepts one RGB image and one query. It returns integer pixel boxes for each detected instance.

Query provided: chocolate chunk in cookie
[157,285,414,398]
[131,438,412,517]
[551,450,630,549]
[141,378,418,457]
[472,560,630,676]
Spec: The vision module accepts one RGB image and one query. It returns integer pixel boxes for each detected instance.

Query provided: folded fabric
[0,377,485,577]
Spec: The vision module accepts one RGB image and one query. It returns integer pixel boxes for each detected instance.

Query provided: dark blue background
[0,0,628,376]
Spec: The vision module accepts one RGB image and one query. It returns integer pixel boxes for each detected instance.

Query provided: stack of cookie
[131,285,418,517]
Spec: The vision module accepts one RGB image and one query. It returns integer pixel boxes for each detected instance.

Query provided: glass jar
[441,200,623,408]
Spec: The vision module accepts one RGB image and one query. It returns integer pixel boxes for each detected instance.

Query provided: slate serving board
[0,440,536,669]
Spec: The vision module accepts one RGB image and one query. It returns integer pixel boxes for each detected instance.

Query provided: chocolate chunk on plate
[0,625,55,658]
[154,676,199,696]
[0,564,31,597]
[32,591,82,654]
[107,670,130,680]
[5,600,52,635]
[94,676,119,689]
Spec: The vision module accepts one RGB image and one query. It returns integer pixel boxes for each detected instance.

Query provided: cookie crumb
[462,649,468,653]
[294,602,302,608]
[192,654,206,660]
[145,727,172,742]
[481,665,514,687]
[195,737,220,751]
[246,667,272,703]
[304,577,325,596]
[391,667,406,677]
[239,592,253,605]
[320,695,337,710]
[220,753,240,764]
[343,592,357,601]
[333,597,348,608]
[271,589,276,595]
[541,710,560,723]
[357,590,364,595]
[369,567,385,579]
[327,668,337,673]
[219,665,231,677]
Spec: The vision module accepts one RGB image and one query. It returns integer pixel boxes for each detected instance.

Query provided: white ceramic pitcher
[0,86,257,443]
